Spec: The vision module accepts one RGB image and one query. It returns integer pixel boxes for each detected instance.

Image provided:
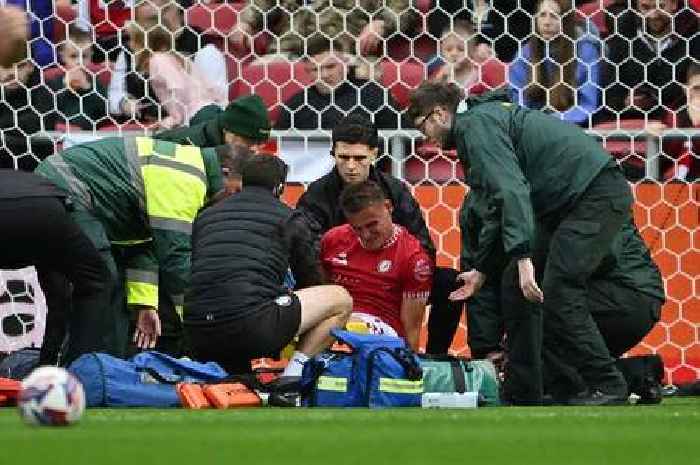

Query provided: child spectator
[509,0,602,127]
[428,20,506,96]
[131,23,227,129]
[109,0,213,126]
[45,26,108,130]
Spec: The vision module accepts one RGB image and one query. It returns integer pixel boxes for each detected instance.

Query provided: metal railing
[35,128,700,181]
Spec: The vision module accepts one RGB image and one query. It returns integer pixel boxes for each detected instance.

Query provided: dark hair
[687,61,700,82]
[305,33,347,57]
[340,180,387,216]
[408,81,464,123]
[241,155,289,193]
[331,114,379,152]
[215,144,254,179]
[63,25,92,47]
[526,0,578,112]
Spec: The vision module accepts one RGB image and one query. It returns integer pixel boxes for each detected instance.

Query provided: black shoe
[637,378,663,405]
[566,390,629,406]
[268,391,301,407]
[265,376,302,408]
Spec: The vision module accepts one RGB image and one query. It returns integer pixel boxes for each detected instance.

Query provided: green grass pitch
[1,398,699,465]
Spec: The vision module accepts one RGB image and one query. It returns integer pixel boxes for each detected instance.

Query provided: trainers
[566,389,629,406]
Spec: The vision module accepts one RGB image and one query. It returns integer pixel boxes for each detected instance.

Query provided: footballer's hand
[449,269,486,301]
[518,257,543,303]
[134,307,161,350]
[0,6,28,67]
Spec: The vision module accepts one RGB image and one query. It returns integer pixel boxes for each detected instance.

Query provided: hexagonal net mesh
[0,0,697,383]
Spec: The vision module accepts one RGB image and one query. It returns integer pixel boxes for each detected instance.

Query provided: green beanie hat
[219,95,271,142]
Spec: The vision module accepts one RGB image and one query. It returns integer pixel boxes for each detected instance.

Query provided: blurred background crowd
[0,0,698,180]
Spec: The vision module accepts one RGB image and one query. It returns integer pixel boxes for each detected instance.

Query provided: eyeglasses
[416,109,438,132]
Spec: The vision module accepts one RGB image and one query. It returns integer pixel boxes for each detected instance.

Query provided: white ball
[17,366,86,426]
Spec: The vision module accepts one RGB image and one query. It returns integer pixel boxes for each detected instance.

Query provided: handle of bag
[451,359,467,394]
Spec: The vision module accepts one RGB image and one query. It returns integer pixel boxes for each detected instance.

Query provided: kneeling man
[185,155,352,375]
[321,181,433,350]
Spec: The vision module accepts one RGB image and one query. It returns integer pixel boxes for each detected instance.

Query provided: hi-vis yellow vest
[122,136,209,309]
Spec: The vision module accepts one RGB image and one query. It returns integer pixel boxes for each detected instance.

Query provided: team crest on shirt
[331,252,348,266]
[377,260,392,273]
[414,259,431,282]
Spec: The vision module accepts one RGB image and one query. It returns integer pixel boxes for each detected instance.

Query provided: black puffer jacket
[296,167,436,259]
[185,186,321,324]
[0,170,65,200]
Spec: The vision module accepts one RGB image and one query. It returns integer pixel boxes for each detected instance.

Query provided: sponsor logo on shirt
[414,259,431,282]
[377,260,392,273]
[275,295,292,307]
[331,252,348,266]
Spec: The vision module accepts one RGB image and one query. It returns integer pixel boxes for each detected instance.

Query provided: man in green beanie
[156,94,272,150]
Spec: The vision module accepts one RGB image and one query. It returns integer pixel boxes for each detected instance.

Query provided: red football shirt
[321,224,433,337]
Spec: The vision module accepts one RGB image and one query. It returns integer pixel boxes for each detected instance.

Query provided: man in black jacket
[605,0,699,120]
[275,35,402,130]
[296,114,461,353]
[0,170,109,365]
[185,155,352,375]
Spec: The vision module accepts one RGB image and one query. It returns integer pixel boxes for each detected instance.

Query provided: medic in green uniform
[35,137,243,357]
[410,82,639,405]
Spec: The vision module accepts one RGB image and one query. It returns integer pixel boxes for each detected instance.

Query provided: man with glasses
[296,114,462,353]
[409,82,638,406]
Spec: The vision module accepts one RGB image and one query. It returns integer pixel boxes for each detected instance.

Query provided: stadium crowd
[0,0,697,406]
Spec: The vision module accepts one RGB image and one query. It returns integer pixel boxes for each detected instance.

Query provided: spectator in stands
[605,0,699,120]
[427,0,538,64]
[656,61,700,180]
[132,24,228,130]
[46,26,108,131]
[276,35,402,130]
[0,59,55,170]
[296,114,462,354]
[185,154,352,376]
[0,170,111,365]
[76,0,132,63]
[0,5,28,68]
[156,94,272,150]
[231,0,315,59]
[428,20,506,96]
[410,82,632,405]
[109,0,206,125]
[321,181,432,350]
[7,0,53,67]
[35,136,242,358]
[232,0,419,61]
[509,0,602,127]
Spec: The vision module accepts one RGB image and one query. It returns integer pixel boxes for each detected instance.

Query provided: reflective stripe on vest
[126,268,159,308]
[132,137,207,234]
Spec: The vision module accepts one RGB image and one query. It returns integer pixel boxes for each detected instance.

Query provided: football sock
[282,351,310,377]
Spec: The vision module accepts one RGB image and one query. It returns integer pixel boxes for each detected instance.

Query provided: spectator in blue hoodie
[7,0,54,67]
[508,0,602,127]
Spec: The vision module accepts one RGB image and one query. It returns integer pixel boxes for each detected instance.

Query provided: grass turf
[1,398,699,465]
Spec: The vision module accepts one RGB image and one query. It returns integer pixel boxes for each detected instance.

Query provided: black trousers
[425,266,462,354]
[466,277,504,359]
[0,197,110,365]
[500,165,633,404]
